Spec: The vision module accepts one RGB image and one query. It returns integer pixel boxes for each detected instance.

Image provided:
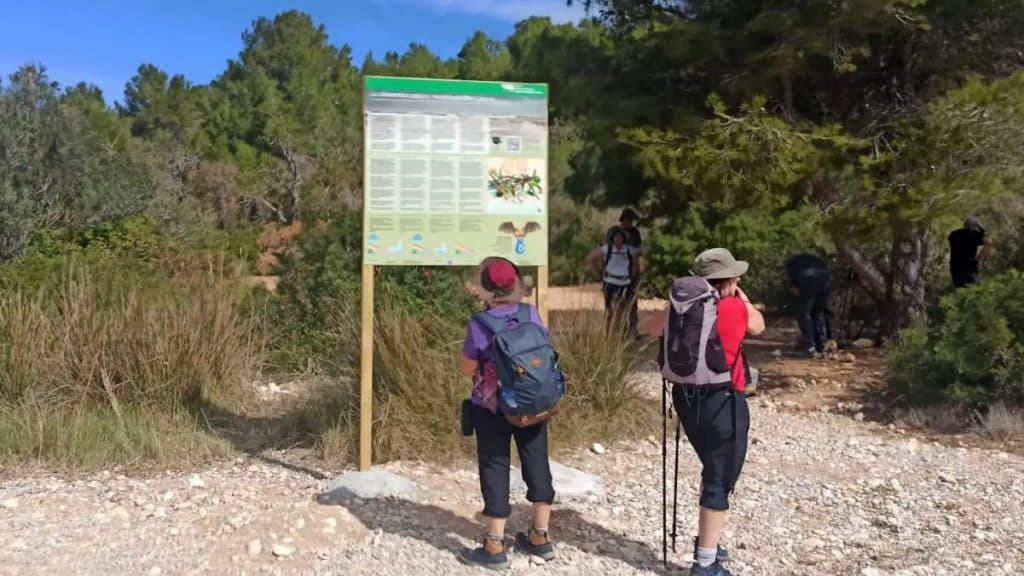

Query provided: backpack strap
[473,305,531,336]
[603,246,633,278]
[514,303,532,325]
[473,310,510,336]
[730,344,751,386]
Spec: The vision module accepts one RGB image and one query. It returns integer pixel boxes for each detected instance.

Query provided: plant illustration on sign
[499,221,542,255]
[488,169,543,204]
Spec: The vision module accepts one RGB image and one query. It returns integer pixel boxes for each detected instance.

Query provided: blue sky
[0,0,586,105]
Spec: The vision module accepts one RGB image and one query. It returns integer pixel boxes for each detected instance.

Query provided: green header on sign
[364,76,548,99]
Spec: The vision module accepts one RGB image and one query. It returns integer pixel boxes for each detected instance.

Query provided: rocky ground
[2,364,1022,576]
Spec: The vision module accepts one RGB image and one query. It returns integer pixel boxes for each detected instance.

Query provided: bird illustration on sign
[498,221,542,255]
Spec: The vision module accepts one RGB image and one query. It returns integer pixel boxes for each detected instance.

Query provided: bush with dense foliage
[267,209,479,374]
[891,272,1024,408]
[643,203,824,307]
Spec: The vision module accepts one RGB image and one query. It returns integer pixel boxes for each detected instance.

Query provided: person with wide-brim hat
[457,257,557,570]
[669,248,764,576]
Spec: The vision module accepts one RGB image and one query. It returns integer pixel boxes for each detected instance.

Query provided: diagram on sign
[486,157,544,214]
[488,169,541,203]
[499,221,542,255]
[410,233,425,255]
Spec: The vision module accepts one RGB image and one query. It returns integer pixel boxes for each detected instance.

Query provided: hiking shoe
[693,537,729,563]
[793,348,819,359]
[690,561,734,576]
[458,534,509,571]
[515,528,556,561]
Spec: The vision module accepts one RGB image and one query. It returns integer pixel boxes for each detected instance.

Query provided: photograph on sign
[363,77,549,266]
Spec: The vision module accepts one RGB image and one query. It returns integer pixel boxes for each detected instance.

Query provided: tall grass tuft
[548,309,654,451]
[311,302,655,463]
[0,262,262,468]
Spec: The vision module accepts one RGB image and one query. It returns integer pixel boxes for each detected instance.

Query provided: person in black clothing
[948,217,990,288]
[615,208,643,251]
[785,253,832,358]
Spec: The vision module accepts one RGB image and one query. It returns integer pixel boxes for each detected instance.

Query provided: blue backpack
[474,304,565,427]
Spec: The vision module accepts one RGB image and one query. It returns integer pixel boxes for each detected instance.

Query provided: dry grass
[309,298,656,464]
[548,310,655,450]
[893,401,1024,443]
[0,264,262,469]
[895,405,967,434]
[0,264,659,469]
[971,402,1024,441]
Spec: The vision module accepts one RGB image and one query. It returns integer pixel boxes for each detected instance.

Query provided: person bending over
[785,253,831,358]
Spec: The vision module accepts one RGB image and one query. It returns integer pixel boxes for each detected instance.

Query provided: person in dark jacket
[948,216,990,288]
[785,253,832,358]
[614,208,643,251]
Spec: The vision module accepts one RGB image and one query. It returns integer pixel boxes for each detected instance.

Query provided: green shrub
[268,210,478,375]
[643,203,823,306]
[549,194,616,285]
[4,215,261,292]
[890,271,1024,407]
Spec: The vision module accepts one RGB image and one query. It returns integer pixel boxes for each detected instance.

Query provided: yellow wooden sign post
[358,264,375,471]
[359,77,549,472]
[536,265,549,326]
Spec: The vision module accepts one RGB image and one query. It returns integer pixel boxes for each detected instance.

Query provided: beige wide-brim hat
[476,256,527,305]
[692,248,749,280]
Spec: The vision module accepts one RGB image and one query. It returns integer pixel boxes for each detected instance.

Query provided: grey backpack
[659,277,732,386]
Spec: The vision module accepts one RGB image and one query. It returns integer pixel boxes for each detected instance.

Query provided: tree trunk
[832,227,929,339]
[813,177,929,338]
[883,226,929,336]
[779,70,795,122]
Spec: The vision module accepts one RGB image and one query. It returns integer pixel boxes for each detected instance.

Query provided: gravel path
[2,371,1022,576]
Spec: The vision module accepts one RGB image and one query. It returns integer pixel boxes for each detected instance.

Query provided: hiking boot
[458,534,509,571]
[514,528,556,561]
[693,537,729,563]
[690,561,734,576]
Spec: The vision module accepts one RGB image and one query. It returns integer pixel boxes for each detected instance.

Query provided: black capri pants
[672,384,750,511]
[472,404,556,518]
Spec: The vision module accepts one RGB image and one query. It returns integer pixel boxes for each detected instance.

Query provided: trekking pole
[671,409,680,553]
[661,379,668,567]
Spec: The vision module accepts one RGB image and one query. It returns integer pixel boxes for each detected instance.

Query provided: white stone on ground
[510,460,605,498]
[321,469,417,500]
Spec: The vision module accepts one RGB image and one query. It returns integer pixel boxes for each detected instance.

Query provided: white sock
[696,546,717,567]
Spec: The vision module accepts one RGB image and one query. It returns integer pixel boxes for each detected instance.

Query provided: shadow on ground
[316,488,691,575]
[188,393,340,480]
